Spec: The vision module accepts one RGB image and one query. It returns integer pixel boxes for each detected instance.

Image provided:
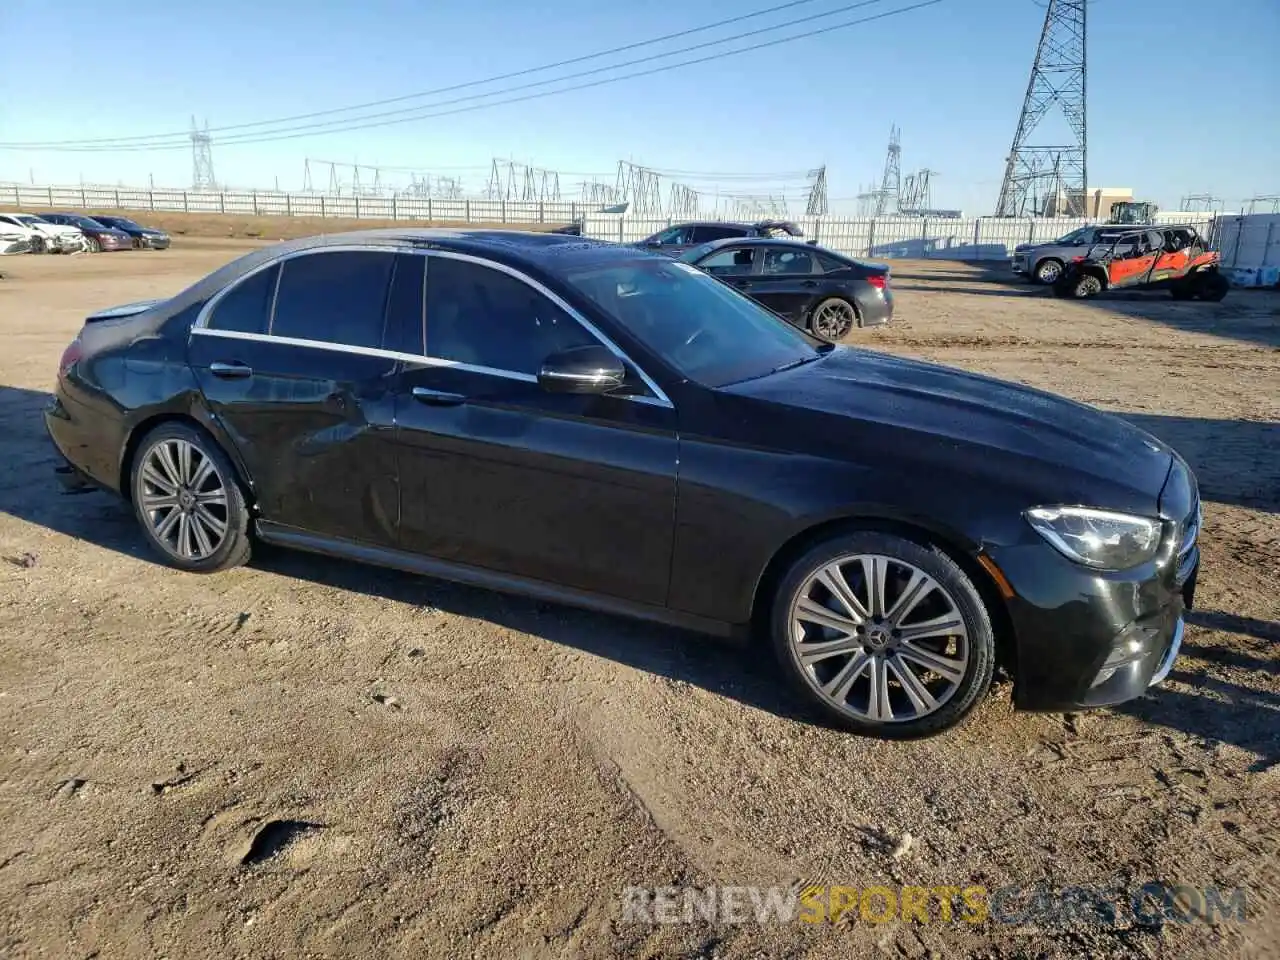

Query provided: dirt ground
[0,239,1277,959]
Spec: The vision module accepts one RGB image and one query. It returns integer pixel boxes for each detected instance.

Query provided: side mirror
[537,344,626,395]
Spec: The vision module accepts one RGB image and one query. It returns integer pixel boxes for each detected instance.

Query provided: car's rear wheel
[1194,270,1229,302]
[809,297,857,342]
[129,422,251,573]
[1033,258,1063,284]
[769,531,995,739]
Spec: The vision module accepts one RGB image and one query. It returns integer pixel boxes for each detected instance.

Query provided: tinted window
[425,257,596,375]
[207,263,279,334]
[692,225,747,242]
[566,258,818,388]
[762,247,816,275]
[649,226,690,245]
[698,246,757,276]
[816,251,850,273]
[271,250,394,349]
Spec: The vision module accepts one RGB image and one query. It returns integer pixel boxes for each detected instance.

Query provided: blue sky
[2,0,1276,215]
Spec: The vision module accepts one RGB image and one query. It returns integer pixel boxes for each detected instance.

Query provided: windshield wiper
[771,352,823,374]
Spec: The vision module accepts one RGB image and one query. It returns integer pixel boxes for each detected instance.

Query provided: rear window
[206,264,279,335]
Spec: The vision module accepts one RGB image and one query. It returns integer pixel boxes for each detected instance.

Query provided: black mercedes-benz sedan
[680,238,892,341]
[45,229,1200,739]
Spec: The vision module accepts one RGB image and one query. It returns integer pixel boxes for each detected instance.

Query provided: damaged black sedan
[46,229,1199,739]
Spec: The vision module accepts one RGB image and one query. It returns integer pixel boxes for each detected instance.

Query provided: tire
[1195,271,1229,302]
[808,297,858,343]
[1067,274,1103,299]
[768,531,996,740]
[129,422,252,573]
[85,236,101,254]
[1169,280,1195,301]
[1033,258,1064,285]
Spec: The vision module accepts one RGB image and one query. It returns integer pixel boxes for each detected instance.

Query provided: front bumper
[991,492,1200,713]
[1011,254,1028,274]
[141,234,171,249]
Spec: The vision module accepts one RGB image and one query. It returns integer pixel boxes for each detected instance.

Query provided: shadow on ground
[1117,413,1280,514]
[3,381,1277,762]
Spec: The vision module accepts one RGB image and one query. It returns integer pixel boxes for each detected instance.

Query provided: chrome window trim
[420,249,672,408]
[191,243,673,409]
[190,327,539,383]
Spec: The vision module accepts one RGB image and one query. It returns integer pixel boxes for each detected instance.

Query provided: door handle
[412,386,466,406]
[738,281,753,288]
[801,280,818,287]
[209,361,252,379]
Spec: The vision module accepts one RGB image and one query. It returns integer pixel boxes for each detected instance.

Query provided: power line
[3,0,943,153]
[0,0,835,148]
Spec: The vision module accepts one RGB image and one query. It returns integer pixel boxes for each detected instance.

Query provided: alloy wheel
[138,438,229,561]
[787,553,970,724]
[811,300,856,341]
[1035,260,1062,283]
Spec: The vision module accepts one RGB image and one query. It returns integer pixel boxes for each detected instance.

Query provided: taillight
[866,273,887,290]
[58,337,84,378]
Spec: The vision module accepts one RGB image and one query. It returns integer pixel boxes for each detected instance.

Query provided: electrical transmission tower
[872,126,902,217]
[614,162,664,216]
[805,166,829,216]
[668,183,701,219]
[899,168,935,215]
[487,160,563,203]
[995,0,1087,217]
[190,117,216,191]
[1179,193,1222,213]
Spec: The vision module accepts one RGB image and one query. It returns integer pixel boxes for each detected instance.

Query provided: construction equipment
[1107,201,1159,225]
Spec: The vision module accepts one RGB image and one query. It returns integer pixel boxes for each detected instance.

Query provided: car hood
[724,346,1176,508]
[1012,241,1065,254]
[32,223,84,236]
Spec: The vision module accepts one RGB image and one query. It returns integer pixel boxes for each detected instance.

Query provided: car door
[693,244,762,298]
[1107,231,1163,289]
[1150,229,1194,282]
[748,246,825,323]
[188,247,409,546]
[392,252,679,606]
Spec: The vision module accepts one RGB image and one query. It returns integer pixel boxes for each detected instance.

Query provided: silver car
[1011,226,1137,284]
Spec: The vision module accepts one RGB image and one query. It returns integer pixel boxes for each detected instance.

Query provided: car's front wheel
[85,236,101,254]
[1033,258,1063,284]
[769,531,995,739]
[129,422,252,573]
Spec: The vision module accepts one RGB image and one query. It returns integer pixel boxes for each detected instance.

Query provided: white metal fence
[1,183,1221,263]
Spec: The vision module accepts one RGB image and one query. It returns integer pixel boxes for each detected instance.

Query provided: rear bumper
[856,288,894,327]
[44,390,124,495]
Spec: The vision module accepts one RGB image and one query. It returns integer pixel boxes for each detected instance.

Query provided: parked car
[46,229,1199,739]
[0,225,34,255]
[681,238,891,342]
[1011,225,1139,284]
[1052,226,1227,301]
[634,219,805,256]
[88,215,171,250]
[37,213,133,252]
[0,212,89,253]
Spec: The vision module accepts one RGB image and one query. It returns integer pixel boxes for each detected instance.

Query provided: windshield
[15,215,44,226]
[103,216,141,229]
[68,216,106,229]
[564,257,820,387]
[1056,227,1092,244]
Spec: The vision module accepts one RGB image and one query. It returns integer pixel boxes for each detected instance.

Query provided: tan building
[1044,187,1135,218]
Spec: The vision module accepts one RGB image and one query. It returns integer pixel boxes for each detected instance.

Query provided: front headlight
[1024,506,1162,570]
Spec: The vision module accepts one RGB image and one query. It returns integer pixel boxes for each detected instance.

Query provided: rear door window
[206,264,279,335]
[270,250,395,349]
[762,247,817,275]
[692,225,748,243]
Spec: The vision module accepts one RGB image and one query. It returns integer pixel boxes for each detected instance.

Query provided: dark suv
[635,220,804,256]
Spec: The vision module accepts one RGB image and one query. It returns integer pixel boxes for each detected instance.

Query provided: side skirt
[255,521,744,640]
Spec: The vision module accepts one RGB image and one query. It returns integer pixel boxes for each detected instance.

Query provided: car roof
[689,236,826,253]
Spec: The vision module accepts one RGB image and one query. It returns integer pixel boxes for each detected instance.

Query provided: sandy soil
[0,243,1277,959]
